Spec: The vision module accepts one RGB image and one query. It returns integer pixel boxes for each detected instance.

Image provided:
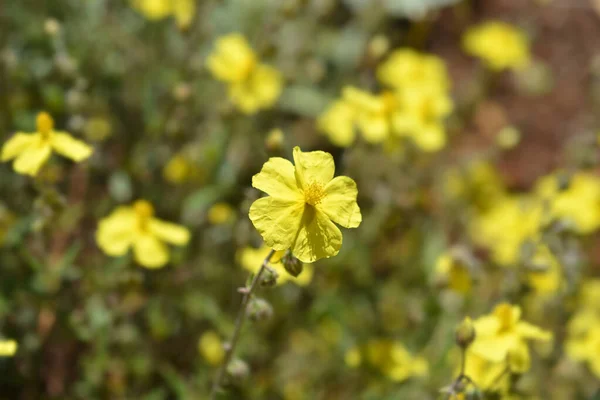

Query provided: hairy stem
[210,249,275,399]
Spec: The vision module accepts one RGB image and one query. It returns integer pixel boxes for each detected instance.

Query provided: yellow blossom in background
[198,331,225,366]
[526,245,562,295]
[444,161,506,209]
[249,147,361,263]
[1,112,93,176]
[96,200,190,268]
[462,351,509,392]
[317,100,356,147]
[130,0,195,29]
[496,126,521,149]
[207,33,283,114]
[471,303,552,363]
[238,245,313,286]
[535,172,600,234]
[393,86,452,152]
[463,21,530,71]
[344,347,362,368]
[365,339,428,382]
[265,128,284,151]
[435,252,472,294]
[0,339,18,356]
[469,196,542,266]
[207,202,235,225]
[377,48,450,92]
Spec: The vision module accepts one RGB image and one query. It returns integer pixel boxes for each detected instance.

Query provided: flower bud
[260,266,279,288]
[455,317,476,349]
[226,358,249,385]
[282,251,303,277]
[248,298,273,322]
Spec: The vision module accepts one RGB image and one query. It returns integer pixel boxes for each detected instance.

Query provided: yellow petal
[51,132,93,162]
[96,207,137,256]
[13,143,52,176]
[317,100,356,148]
[292,207,342,263]
[249,196,304,251]
[516,321,552,341]
[149,218,190,245]
[412,124,446,152]
[251,64,283,108]
[357,115,389,143]
[470,334,517,362]
[319,176,361,228]
[173,0,194,29]
[292,146,334,189]
[0,340,17,356]
[206,34,256,83]
[1,133,37,161]
[133,233,169,268]
[131,0,172,20]
[252,157,303,200]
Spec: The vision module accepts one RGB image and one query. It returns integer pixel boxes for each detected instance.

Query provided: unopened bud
[260,266,279,288]
[282,251,303,277]
[248,298,273,322]
[226,358,249,385]
[455,317,476,349]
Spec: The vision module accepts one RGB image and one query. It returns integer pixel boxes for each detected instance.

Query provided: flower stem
[210,249,275,399]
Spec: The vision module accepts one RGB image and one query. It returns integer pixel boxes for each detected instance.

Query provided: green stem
[209,249,275,399]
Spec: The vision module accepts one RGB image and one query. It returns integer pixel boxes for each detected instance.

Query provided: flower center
[494,303,515,332]
[304,181,325,206]
[134,200,155,231]
[36,112,54,140]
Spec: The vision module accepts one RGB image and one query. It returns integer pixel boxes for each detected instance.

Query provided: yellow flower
[96,200,190,268]
[1,112,93,176]
[207,33,283,114]
[435,253,472,294]
[463,21,530,71]
[377,49,450,92]
[130,0,195,29]
[207,202,235,225]
[317,100,356,147]
[462,351,509,391]
[238,245,313,286]
[470,303,552,363]
[0,339,17,357]
[526,245,562,295]
[344,347,362,368]
[469,196,542,266]
[393,86,452,152]
[198,331,225,366]
[249,147,361,263]
[265,128,284,151]
[366,339,428,382]
[535,172,600,234]
[566,313,600,378]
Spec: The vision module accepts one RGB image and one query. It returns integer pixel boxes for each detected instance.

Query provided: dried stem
[209,249,275,399]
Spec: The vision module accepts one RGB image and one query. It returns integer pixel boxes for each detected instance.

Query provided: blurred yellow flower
[130,0,195,29]
[342,87,400,144]
[344,347,362,368]
[238,245,313,286]
[198,331,225,366]
[96,200,190,268]
[471,303,552,363]
[317,100,356,147]
[496,126,521,149]
[249,147,361,263]
[265,128,284,151]
[1,112,93,176]
[535,172,600,234]
[526,245,562,295]
[207,33,283,114]
[462,351,509,391]
[469,196,542,266]
[463,21,530,71]
[377,48,450,92]
[366,339,428,382]
[435,253,472,294]
[0,339,17,356]
[207,202,235,225]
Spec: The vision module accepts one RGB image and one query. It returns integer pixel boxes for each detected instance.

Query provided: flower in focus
[377,49,450,92]
[0,339,17,357]
[198,331,225,366]
[463,21,530,71]
[207,202,236,225]
[238,245,313,286]
[1,112,93,176]
[249,147,361,263]
[470,303,552,363]
[207,33,283,114]
[130,0,195,29]
[96,200,190,268]
[365,339,428,382]
[535,172,600,234]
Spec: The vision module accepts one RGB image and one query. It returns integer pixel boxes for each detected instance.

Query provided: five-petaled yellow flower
[96,200,191,268]
[207,33,283,114]
[249,147,361,263]
[1,112,93,176]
